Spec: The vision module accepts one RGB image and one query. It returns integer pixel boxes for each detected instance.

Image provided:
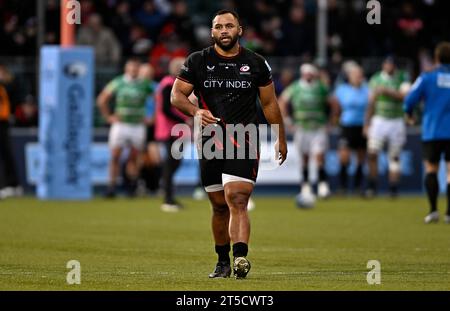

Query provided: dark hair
[213,9,240,25]
[383,55,397,66]
[125,57,142,65]
[435,42,450,64]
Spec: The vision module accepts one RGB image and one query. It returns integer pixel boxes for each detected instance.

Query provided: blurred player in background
[155,57,189,212]
[97,58,153,198]
[404,41,450,224]
[137,63,162,195]
[0,81,21,199]
[364,57,410,198]
[331,65,369,195]
[280,63,332,202]
[171,10,287,279]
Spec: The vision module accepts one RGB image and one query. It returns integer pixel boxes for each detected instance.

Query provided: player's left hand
[405,114,416,126]
[275,139,287,165]
[377,86,389,94]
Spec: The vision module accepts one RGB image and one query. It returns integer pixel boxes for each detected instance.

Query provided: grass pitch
[0,195,449,291]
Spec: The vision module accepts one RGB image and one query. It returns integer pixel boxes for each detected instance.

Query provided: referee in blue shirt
[404,42,450,224]
[331,65,369,195]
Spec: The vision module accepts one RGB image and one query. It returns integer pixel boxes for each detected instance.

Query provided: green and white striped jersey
[282,79,329,130]
[369,70,408,119]
[106,75,153,124]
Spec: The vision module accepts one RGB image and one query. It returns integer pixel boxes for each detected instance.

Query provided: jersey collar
[380,71,394,81]
[213,45,242,60]
[123,74,138,83]
[299,79,317,88]
[438,64,450,72]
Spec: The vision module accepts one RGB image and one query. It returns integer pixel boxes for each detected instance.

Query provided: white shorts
[204,174,255,193]
[108,122,146,150]
[368,116,406,155]
[294,127,329,156]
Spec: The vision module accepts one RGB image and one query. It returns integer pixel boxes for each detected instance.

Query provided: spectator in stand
[0,76,22,199]
[126,24,153,59]
[241,25,264,54]
[278,4,314,57]
[163,0,198,50]
[134,0,168,42]
[110,1,134,53]
[238,0,277,34]
[77,13,122,66]
[79,0,96,24]
[259,16,282,56]
[14,94,37,127]
[149,26,189,80]
[44,0,60,44]
[0,64,17,109]
[1,15,21,55]
[394,2,424,61]
[274,67,295,96]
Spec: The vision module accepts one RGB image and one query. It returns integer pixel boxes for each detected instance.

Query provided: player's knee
[225,190,251,210]
[389,156,401,173]
[127,150,139,162]
[388,147,402,173]
[368,139,381,156]
[315,153,325,166]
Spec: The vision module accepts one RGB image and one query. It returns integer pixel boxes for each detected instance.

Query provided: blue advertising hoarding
[23,131,446,194]
[38,46,94,200]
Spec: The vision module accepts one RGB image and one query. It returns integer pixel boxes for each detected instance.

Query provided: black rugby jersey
[177,45,272,126]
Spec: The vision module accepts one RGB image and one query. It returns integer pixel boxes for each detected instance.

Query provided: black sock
[108,184,116,192]
[232,242,248,258]
[318,167,327,183]
[389,182,398,196]
[215,244,230,264]
[447,184,450,216]
[425,173,438,213]
[302,167,308,184]
[340,164,348,190]
[354,164,363,190]
[368,178,377,191]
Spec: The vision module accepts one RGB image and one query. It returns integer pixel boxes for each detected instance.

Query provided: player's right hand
[362,125,369,138]
[107,115,120,124]
[195,109,219,127]
[275,139,288,165]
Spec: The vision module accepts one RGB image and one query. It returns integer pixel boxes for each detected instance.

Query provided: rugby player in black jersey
[171,9,287,279]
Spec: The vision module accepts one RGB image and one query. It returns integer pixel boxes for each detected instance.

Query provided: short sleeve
[177,52,201,85]
[368,75,377,90]
[334,85,343,100]
[256,54,273,87]
[404,74,426,114]
[105,77,120,94]
[281,83,294,100]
